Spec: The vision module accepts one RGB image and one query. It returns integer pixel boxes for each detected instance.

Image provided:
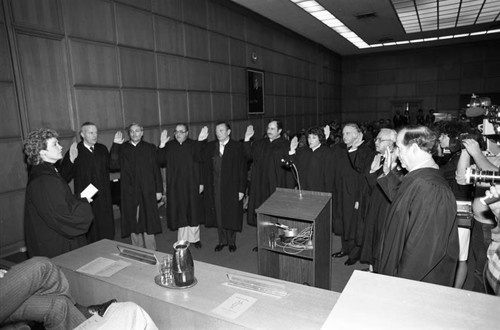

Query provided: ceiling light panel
[392,0,500,33]
[288,0,369,48]
[287,0,499,51]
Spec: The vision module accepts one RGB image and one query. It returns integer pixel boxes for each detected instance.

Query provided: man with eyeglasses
[110,123,163,250]
[158,124,205,248]
[360,128,401,270]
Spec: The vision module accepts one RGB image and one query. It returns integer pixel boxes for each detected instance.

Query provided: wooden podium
[256,188,332,290]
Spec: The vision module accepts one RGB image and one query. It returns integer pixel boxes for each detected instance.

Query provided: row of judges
[21,120,500,294]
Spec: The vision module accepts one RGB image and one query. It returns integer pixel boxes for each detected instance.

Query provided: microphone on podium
[281,158,303,199]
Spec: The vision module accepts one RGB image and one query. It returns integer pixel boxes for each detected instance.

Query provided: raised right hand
[382,147,396,175]
[198,126,209,141]
[245,125,254,142]
[114,131,124,144]
[290,136,299,152]
[159,129,170,147]
[69,141,78,163]
[370,154,382,173]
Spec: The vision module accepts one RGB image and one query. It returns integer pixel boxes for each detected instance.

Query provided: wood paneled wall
[341,40,500,122]
[0,0,341,256]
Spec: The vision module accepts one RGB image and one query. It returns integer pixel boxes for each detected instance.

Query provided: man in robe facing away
[331,123,375,266]
[59,122,114,243]
[198,122,247,252]
[375,126,459,286]
[110,123,163,250]
[158,123,204,248]
[243,120,293,227]
[23,128,93,258]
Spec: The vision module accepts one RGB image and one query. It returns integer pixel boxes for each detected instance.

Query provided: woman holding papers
[23,128,93,258]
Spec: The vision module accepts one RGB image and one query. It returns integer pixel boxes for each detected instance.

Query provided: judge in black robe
[59,123,114,242]
[198,123,247,251]
[110,124,163,250]
[23,128,93,258]
[158,124,203,244]
[243,120,293,226]
[286,126,334,193]
[331,123,375,263]
[375,126,458,286]
[359,128,402,266]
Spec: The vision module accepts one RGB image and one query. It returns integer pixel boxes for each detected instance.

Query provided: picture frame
[247,69,264,114]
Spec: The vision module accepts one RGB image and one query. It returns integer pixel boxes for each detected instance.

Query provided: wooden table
[322,270,500,329]
[52,239,339,329]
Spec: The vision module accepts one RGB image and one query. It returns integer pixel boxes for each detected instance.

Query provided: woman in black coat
[23,128,93,258]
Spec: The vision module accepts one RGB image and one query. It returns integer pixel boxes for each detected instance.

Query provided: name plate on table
[117,245,157,265]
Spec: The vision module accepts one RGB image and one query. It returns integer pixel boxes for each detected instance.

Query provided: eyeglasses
[174,130,187,134]
[374,138,392,142]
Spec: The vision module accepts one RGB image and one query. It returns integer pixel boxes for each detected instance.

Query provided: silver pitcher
[172,240,195,287]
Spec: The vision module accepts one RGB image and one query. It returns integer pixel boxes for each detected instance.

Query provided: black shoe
[192,241,202,249]
[252,246,258,252]
[88,299,117,317]
[229,245,237,252]
[344,258,357,266]
[332,251,347,258]
[214,244,227,252]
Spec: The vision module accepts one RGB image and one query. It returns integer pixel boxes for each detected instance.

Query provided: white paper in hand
[81,183,98,200]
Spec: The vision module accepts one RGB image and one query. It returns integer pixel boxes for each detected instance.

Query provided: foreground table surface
[322,270,500,329]
[52,239,339,330]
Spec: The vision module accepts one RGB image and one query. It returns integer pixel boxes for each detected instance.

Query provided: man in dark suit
[60,122,114,242]
[199,122,247,252]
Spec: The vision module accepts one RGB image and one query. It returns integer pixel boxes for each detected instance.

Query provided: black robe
[360,166,405,265]
[331,142,375,245]
[243,136,293,226]
[158,138,203,230]
[288,145,335,193]
[24,162,93,258]
[110,140,163,237]
[59,142,114,242]
[200,139,247,231]
[375,168,459,286]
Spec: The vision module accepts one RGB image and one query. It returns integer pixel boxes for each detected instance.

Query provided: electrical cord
[273,225,313,254]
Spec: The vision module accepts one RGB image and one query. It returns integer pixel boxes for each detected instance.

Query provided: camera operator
[481,186,500,295]
[456,137,500,292]
[434,121,474,288]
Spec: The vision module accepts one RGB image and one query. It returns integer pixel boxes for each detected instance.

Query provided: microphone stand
[281,158,303,199]
[290,163,303,199]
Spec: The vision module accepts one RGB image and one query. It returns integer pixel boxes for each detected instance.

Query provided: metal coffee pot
[172,240,195,287]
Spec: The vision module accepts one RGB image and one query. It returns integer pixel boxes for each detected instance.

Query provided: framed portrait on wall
[247,69,264,114]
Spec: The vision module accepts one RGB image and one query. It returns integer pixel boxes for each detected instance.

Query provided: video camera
[465,93,500,135]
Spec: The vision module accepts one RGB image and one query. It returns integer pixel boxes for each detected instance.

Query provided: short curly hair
[23,128,59,166]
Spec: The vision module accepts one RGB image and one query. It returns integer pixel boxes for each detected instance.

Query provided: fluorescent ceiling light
[393,0,500,33]
[289,0,369,49]
[289,0,498,51]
